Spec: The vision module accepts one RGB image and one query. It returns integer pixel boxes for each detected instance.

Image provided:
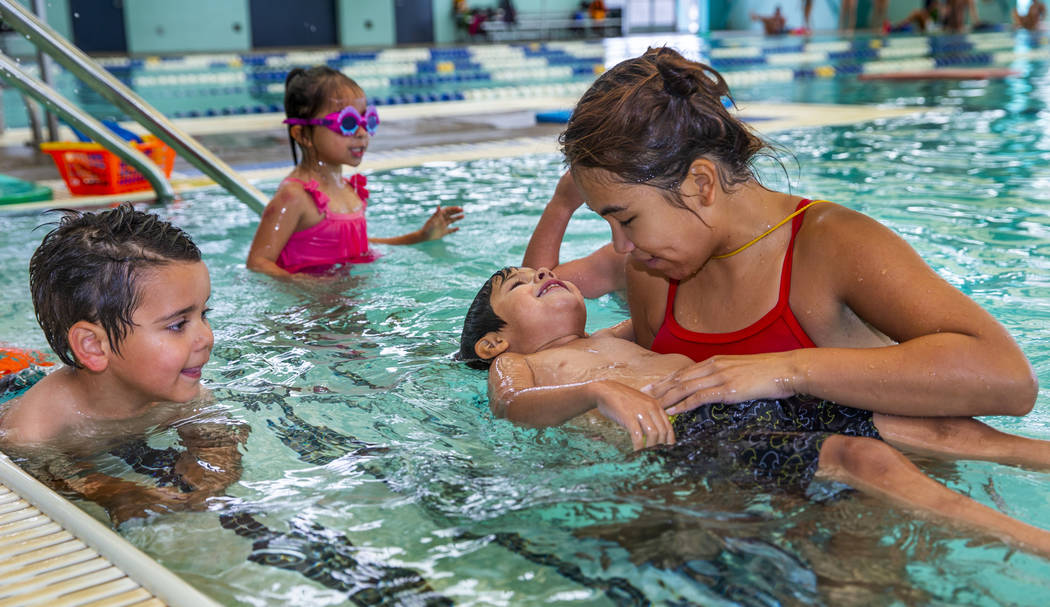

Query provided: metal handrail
[30,0,57,140]
[0,0,267,214]
[0,51,176,202]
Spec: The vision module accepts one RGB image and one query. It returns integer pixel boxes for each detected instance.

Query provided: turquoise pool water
[3,51,1050,607]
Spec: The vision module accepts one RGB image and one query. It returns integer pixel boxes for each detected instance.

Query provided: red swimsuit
[650,200,817,362]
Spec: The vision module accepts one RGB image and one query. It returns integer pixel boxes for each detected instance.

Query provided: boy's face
[488,267,587,354]
[106,260,213,407]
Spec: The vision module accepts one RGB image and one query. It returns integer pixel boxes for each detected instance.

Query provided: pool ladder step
[0,454,219,607]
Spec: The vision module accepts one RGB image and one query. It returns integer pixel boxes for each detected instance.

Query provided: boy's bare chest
[530,337,688,390]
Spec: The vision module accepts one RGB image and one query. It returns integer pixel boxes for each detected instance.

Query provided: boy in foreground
[459,266,1050,556]
[0,204,247,526]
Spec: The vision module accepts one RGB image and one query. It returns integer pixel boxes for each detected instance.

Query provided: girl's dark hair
[283,65,363,165]
[560,47,773,204]
[457,267,514,370]
[29,203,201,368]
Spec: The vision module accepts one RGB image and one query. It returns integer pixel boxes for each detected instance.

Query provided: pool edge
[0,450,221,607]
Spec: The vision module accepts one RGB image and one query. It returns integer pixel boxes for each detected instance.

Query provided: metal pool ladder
[0,0,268,214]
[0,452,219,607]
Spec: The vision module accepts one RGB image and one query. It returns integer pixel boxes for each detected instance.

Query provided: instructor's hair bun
[654,49,699,98]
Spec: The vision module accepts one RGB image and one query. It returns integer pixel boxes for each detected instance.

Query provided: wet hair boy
[0,204,246,526]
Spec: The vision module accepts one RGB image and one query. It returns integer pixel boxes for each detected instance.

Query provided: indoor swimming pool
[2,28,1050,605]
[4,79,1050,603]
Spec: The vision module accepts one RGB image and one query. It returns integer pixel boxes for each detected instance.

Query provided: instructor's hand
[644,353,799,415]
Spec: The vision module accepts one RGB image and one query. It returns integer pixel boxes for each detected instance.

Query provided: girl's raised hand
[643,353,801,415]
[421,205,465,241]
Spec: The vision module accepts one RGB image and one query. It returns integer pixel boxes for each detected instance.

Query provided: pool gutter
[0,451,220,607]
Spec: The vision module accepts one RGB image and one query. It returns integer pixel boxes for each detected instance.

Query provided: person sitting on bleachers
[589,0,606,20]
[453,0,472,39]
[499,0,518,28]
[1014,0,1046,30]
[750,6,788,35]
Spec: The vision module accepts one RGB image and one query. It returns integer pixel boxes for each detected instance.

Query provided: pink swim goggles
[283,105,380,136]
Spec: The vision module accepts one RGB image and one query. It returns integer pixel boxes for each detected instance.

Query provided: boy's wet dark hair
[29,203,201,368]
[560,46,774,205]
[283,65,363,165]
[458,267,515,370]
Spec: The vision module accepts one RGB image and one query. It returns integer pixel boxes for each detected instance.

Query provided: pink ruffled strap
[346,173,369,202]
[283,177,330,213]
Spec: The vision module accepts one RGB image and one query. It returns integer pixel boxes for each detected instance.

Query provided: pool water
[4,65,1050,607]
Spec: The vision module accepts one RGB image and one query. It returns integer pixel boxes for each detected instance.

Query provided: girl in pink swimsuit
[247,66,464,277]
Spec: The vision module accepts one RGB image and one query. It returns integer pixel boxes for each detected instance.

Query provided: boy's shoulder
[0,369,80,445]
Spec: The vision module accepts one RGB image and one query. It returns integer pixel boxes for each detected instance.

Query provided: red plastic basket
[40,135,176,196]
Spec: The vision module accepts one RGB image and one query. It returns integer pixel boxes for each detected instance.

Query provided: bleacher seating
[478,11,621,41]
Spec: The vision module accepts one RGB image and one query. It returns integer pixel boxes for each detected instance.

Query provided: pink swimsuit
[275,175,377,273]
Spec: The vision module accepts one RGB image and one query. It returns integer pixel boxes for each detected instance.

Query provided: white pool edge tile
[0,451,220,607]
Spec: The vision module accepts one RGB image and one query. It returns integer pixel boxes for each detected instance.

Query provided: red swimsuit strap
[662,199,816,339]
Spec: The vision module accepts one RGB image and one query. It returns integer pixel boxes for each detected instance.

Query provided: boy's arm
[488,353,605,426]
[39,456,204,526]
[55,418,247,527]
[175,420,250,494]
[58,472,203,526]
[488,353,674,449]
[593,319,635,343]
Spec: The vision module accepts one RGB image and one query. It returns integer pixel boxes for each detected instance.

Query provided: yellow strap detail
[712,199,830,260]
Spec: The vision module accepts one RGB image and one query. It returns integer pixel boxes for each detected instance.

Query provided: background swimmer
[246,66,464,277]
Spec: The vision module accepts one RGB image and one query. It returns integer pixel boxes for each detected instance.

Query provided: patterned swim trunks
[653,395,881,496]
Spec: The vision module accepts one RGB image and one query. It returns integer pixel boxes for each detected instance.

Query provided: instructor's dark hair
[560,46,774,205]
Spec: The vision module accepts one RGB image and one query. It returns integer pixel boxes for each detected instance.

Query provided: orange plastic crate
[40,135,176,196]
